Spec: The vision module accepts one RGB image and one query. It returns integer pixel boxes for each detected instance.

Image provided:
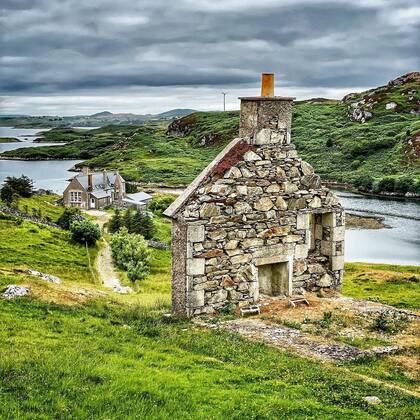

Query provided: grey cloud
[1,0,419,107]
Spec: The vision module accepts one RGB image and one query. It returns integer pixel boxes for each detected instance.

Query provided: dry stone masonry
[164,73,345,317]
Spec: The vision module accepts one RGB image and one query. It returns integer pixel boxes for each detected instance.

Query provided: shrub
[131,209,156,239]
[2,175,34,197]
[394,176,414,194]
[373,176,395,193]
[125,183,138,193]
[70,219,101,246]
[108,208,122,233]
[57,207,83,229]
[0,184,14,205]
[370,310,409,334]
[148,194,176,215]
[110,228,150,282]
[353,174,374,190]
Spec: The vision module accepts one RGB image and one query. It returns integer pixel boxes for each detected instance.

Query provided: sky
[1,0,419,116]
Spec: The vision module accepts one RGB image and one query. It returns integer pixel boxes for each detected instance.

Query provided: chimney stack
[102,169,107,186]
[239,72,295,141]
[87,172,93,191]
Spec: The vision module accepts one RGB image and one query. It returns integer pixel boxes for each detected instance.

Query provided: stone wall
[167,95,345,317]
[173,128,344,316]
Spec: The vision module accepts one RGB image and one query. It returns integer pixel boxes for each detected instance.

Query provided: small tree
[108,208,122,233]
[110,227,150,282]
[123,208,133,232]
[70,219,101,246]
[57,207,83,230]
[0,184,14,205]
[3,175,34,197]
[131,209,156,239]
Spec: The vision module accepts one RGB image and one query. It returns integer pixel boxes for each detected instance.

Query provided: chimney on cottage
[239,72,295,143]
[102,169,107,187]
[87,172,93,191]
[82,166,90,175]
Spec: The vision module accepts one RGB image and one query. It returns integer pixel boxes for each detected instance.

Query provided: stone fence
[0,205,61,229]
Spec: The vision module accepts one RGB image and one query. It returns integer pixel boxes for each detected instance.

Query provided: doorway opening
[258,261,290,296]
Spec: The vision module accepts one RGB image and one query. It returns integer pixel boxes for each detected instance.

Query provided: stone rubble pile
[2,285,30,299]
[27,269,61,284]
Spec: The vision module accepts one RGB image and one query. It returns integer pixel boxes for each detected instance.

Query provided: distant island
[0,108,196,128]
[0,137,21,143]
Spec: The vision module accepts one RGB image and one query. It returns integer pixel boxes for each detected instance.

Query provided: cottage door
[90,197,95,209]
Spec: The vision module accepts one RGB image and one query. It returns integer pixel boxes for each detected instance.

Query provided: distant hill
[1,109,196,128]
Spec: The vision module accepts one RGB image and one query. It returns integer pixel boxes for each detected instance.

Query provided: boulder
[2,285,29,299]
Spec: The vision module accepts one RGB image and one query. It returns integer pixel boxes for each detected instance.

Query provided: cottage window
[70,191,82,203]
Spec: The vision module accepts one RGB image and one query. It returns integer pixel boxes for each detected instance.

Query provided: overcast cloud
[1,0,419,115]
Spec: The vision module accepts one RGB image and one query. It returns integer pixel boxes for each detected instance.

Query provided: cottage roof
[90,190,111,199]
[124,192,152,203]
[74,172,120,191]
[163,137,246,218]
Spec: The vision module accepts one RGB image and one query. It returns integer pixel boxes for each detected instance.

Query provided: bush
[110,208,156,239]
[70,219,101,246]
[57,207,83,230]
[108,209,123,233]
[373,176,395,193]
[110,228,150,282]
[394,176,415,194]
[1,184,15,205]
[353,174,374,190]
[2,175,34,197]
[131,209,156,239]
[370,310,409,334]
[125,183,138,193]
[148,195,176,215]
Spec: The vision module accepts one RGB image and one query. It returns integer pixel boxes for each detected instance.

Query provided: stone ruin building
[164,73,345,317]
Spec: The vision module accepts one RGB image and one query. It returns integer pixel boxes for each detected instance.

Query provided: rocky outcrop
[344,71,420,122]
[2,285,30,299]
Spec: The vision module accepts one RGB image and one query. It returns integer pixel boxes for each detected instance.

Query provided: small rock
[113,285,133,294]
[363,396,381,405]
[2,285,30,299]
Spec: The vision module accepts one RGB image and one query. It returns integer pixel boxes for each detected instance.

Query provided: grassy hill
[1,199,419,417]
[2,74,419,194]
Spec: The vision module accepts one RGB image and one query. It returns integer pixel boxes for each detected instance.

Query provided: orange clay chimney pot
[261,72,275,97]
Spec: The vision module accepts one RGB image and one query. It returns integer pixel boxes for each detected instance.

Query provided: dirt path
[84,210,132,294]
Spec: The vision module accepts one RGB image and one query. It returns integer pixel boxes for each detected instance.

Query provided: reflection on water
[333,190,420,265]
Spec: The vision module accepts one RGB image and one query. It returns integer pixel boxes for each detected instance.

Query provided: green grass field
[343,263,420,309]
[0,216,97,284]
[0,205,418,418]
[16,194,64,221]
[0,292,418,419]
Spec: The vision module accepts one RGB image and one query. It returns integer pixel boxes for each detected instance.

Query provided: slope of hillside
[2,74,419,194]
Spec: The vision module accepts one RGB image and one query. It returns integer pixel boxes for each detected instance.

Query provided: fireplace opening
[258,261,290,296]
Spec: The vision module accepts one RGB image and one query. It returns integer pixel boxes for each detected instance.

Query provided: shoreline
[323,181,420,201]
[0,156,418,201]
